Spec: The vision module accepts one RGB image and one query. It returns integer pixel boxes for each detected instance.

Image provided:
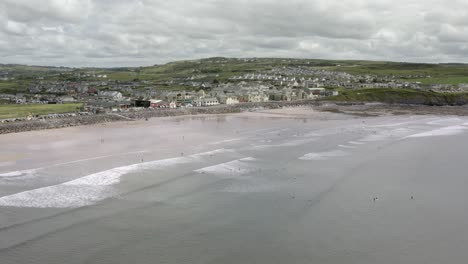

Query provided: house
[98,91,123,100]
[217,95,240,105]
[307,88,326,95]
[303,88,326,99]
[135,100,151,108]
[119,102,133,109]
[193,97,220,107]
[58,96,76,103]
[225,96,240,105]
[197,89,206,98]
[150,99,163,108]
[247,93,269,102]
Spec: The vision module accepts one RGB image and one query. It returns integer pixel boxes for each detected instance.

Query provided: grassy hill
[0,103,83,119]
[4,58,468,84]
[3,57,468,94]
[0,80,30,94]
[330,62,468,84]
[99,58,348,82]
[328,88,468,105]
[96,58,468,85]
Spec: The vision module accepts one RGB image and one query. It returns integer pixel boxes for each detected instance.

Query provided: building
[135,100,151,108]
[193,97,220,107]
[58,96,76,103]
[247,93,269,103]
[307,88,326,95]
[225,96,240,105]
[98,91,123,100]
[303,88,326,99]
[218,95,240,105]
[150,99,163,108]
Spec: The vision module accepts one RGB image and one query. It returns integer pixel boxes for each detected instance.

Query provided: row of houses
[132,87,333,110]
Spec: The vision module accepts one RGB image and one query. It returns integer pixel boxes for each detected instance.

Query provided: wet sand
[1,108,468,263]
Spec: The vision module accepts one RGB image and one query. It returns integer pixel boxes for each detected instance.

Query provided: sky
[1,0,467,67]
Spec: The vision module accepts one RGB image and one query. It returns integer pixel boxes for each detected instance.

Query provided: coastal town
[1,58,468,122]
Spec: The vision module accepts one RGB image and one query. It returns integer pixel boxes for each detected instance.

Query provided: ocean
[1,109,468,264]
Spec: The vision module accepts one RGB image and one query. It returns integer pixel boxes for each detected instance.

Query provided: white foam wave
[264,128,290,135]
[195,157,256,176]
[209,138,243,145]
[190,148,234,158]
[349,141,365,145]
[0,168,38,178]
[339,145,356,149]
[239,157,257,161]
[405,125,468,138]
[0,158,186,208]
[0,151,149,179]
[299,150,348,161]
[0,185,114,208]
[426,118,462,126]
[360,128,413,142]
[65,149,234,186]
[277,138,318,147]
[251,138,317,149]
[371,121,412,128]
[0,149,234,208]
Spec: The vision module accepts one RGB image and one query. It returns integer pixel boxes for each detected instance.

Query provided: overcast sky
[1,0,467,67]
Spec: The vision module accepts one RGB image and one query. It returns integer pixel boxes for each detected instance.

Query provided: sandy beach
[2,108,468,263]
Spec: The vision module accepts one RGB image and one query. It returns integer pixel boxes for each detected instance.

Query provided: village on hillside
[1,58,468,117]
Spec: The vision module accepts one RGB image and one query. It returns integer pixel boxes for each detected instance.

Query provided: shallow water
[1,110,468,264]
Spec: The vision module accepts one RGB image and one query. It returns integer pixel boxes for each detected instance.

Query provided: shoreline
[2,100,468,134]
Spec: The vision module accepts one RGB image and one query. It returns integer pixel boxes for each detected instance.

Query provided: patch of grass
[332,62,468,84]
[328,88,468,105]
[0,81,30,94]
[402,77,468,85]
[0,103,83,119]
[5,58,468,93]
[104,72,139,82]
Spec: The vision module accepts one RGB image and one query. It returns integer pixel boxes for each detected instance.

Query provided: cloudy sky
[1,0,467,67]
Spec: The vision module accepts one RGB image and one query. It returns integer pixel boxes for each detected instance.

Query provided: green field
[402,76,468,85]
[4,58,468,92]
[0,80,30,94]
[331,62,468,85]
[0,103,83,119]
[327,88,468,105]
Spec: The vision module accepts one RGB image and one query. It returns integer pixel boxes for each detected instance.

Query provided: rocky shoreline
[2,100,468,134]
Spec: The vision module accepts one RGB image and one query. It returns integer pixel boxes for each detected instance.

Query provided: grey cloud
[2,0,91,23]
[0,0,467,67]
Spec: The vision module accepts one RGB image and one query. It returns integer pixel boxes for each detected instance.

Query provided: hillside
[3,58,468,107]
[328,88,468,106]
[3,58,468,86]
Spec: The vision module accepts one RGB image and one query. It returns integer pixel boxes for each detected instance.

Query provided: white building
[58,96,76,103]
[193,97,220,107]
[98,91,123,100]
[248,93,269,103]
[225,97,240,105]
[218,95,240,105]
